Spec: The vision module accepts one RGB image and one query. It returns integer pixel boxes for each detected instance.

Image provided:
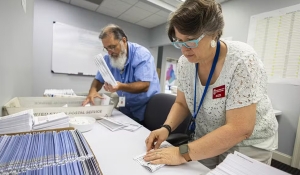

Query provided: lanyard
[188,40,221,136]
[120,68,125,97]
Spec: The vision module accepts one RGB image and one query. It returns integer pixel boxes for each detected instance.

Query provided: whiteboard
[52,22,105,76]
[247,4,300,85]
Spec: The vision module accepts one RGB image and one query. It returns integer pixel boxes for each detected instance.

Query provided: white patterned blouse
[176,40,278,147]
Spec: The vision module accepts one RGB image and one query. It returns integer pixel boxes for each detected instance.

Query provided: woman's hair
[167,0,224,42]
[99,24,128,41]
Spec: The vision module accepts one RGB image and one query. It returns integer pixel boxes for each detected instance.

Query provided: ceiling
[58,0,228,29]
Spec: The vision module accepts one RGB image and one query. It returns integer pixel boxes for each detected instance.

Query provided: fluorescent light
[147,0,177,11]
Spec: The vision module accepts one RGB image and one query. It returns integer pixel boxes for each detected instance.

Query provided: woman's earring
[211,40,216,48]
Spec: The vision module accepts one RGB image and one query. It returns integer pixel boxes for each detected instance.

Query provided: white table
[83,109,210,175]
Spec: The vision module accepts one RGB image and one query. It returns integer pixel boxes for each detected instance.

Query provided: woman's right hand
[82,90,102,106]
[145,127,169,151]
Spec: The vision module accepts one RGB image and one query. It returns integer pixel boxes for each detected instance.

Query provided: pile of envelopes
[33,112,69,131]
[0,110,33,134]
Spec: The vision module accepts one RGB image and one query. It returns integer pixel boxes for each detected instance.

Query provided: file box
[0,127,103,175]
[2,97,114,119]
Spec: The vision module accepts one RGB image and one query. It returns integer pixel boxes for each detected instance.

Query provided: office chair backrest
[144,93,191,134]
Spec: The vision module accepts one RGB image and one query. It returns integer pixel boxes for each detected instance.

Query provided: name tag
[213,85,225,99]
[117,96,126,107]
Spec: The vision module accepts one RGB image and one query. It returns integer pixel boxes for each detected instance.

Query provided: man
[83,24,160,124]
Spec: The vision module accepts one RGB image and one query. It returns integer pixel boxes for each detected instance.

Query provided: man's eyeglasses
[103,40,121,52]
[172,34,205,49]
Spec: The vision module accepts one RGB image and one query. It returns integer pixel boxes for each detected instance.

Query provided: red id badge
[213,85,225,99]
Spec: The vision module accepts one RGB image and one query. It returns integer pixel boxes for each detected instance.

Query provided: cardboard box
[2,97,114,119]
[0,127,103,175]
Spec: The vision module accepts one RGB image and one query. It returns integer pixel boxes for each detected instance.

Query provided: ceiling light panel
[146,0,176,11]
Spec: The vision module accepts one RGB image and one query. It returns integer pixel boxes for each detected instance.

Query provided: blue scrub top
[95,42,160,121]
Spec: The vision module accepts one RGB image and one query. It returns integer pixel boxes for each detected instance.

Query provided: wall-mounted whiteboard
[247,4,300,85]
[52,22,104,76]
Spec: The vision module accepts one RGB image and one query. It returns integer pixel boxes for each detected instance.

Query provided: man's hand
[103,81,122,93]
[82,90,102,106]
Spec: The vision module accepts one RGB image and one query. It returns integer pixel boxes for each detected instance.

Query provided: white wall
[267,84,300,156]
[33,0,151,96]
[149,47,159,67]
[221,0,300,42]
[150,0,300,156]
[150,23,170,47]
[0,0,34,116]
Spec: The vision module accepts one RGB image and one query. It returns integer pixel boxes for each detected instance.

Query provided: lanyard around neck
[189,40,221,132]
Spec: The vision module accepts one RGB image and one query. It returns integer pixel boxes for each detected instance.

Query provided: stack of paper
[33,112,69,130]
[97,116,142,132]
[0,109,33,134]
[133,143,173,172]
[94,54,118,87]
[207,151,290,175]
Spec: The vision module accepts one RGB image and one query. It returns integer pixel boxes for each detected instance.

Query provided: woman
[144,0,278,169]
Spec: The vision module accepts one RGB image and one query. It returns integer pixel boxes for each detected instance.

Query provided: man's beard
[109,43,127,70]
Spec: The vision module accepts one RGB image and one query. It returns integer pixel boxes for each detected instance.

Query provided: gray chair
[144,93,191,146]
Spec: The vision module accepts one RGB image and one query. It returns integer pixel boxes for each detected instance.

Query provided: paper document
[97,117,125,131]
[122,123,142,132]
[97,117,142,132]
[133,143,173,172]
[94,54,117,87]
[100,93,111,105]
[207,151,290,175]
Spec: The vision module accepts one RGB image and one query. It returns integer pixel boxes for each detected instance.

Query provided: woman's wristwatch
[179,144,192,162]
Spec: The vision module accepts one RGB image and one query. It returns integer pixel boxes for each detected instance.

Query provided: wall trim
[273,150,292,165]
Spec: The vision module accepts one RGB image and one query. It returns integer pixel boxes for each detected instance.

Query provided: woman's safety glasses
[172,34,205,49]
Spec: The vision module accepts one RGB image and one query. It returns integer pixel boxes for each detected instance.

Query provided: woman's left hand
[143,147,186,165]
